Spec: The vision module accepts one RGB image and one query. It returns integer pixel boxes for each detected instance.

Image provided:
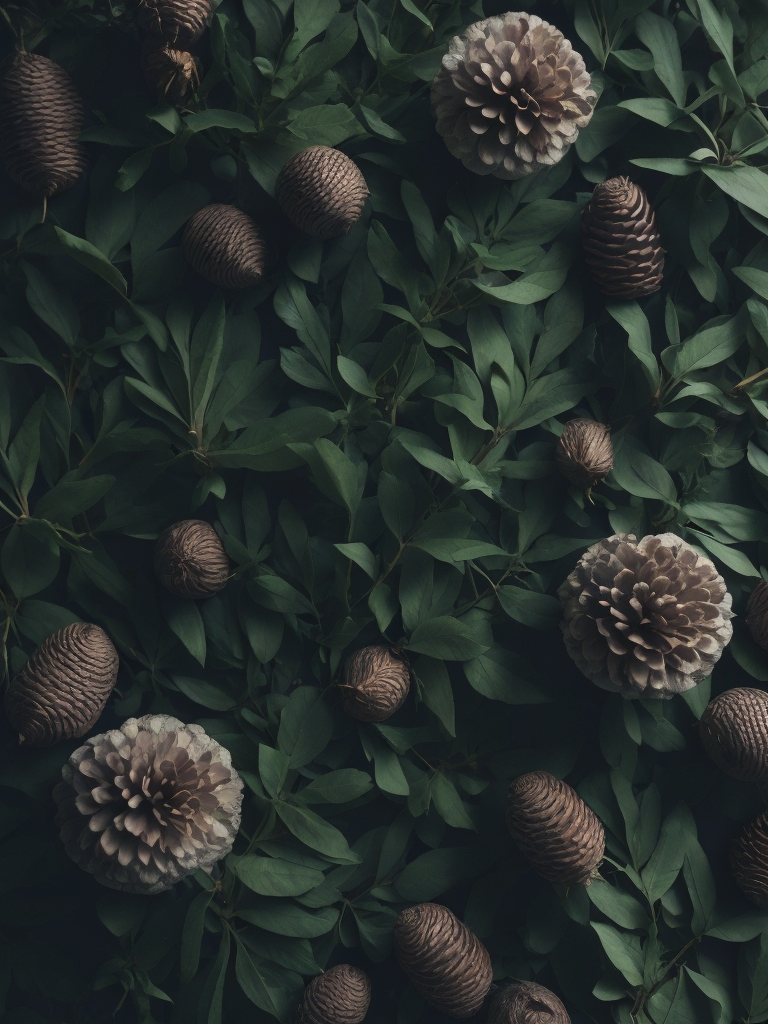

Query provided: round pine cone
[506,771,604,886]
[275,146,369,239]
[581,177,664,299]
[558,534,733,698]
[555,419,613,489]
[182,204,267,288]
[489,981,571,1024]
[731,811,768,909]
[339,646,410,722]
[137,0,211,48]
[394,903,492,1019]
[154,520,229,599]
[746,581,768,650]
[0,52,87,198]
[142,44,199,105]
[5,623,119,747]
[297,964,371,1024]
[699,688,768,782]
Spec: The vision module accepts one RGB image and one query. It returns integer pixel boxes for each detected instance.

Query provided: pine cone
[154,520,230,599]
[0,52,87,198]
[430,13,595,180]
[5,623,119,747]
[731,810,768,909]
[275,146,369,239]
[555,419,613,489]
[142,44,199,105]
[699,688,768,782]
[506,771,604,886]
[182,204,267,289]
[746,581,768,650]
[296,965,371,1024]
[137,0,211,48]
[339,646,410,722]
[558,534,733,698]
[394,903,492,1019]
[489,981,571,1024]
[581,177,664,299]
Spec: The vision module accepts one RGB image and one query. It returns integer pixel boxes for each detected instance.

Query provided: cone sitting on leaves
[154,520,230,599]
[339,645,410,722]
[182,204,267,289]
[555,418,613,489]
[731,810,768,909]
[699,688,768,781]
[489,981,571,1024]
[275,146,369,239]
[296,964,371,1024]
[137,0,211,48]
[142,44,199,105]
[746,581,768,650]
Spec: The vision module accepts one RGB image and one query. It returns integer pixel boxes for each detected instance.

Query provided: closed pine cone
[154,520,229,599]
[5,623,119,746]
[394,903,493,1019]
[137,0,211,48]
[489,981,571,1024]
[142,44,199,105]
[506,771,604,886]
[339,646,410,722]
[297,964,371,1024]
[731,810,768,909]
[746,581,768,650]
[699,688,768,781]
[275,146,369,239]
[0,52,87,198]
[555,419,613,489]
[182,204,267,288]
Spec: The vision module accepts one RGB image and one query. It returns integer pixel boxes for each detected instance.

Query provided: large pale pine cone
[555,419,613,489]
[431,12,595,180]
[0,52,87,197]
[489,981,571,1024]
[137,0,211,48]
[506,771,604,886]
[731,811,768,909]
[182,204,267,289]
[394,903,492,1019]
[339,646,410,722]
[142,43,199,105]
[699,688,768,782]
[53,714,243,894]
[154,520,230,599]
[558,534,733,699]
[746,581,768,650]
[581,177,664,299]
[296,964,371,1024]
[275,146,369,239]
[5,624,119,746]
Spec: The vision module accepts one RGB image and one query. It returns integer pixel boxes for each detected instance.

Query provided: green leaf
[34,475,114,522]
[173,676,235,710]
[163,599,207,666]
[607,301,659,389]
[587,878,650,929]
[274,802,360,862]
[286,104,362,146]
[430,773,475,830]
[237,902,339,938]
[277,687,334,768]
[23,263,80,346]
[234,855,324,897]
[464,645,559,703]
[288,439,362,516]
[394,845,487,901]
[259,746,290,799]
[180,889,213,986]
[1,523,60,600]
[336,356,377,397]
[701,165,768,219]
[611,442,678,505]
[52,228,127,295]
[661,313,744,378]
[334,542,377,579]
[233,933,293,1022]
[299,769,373,804]
[591,922,644,986]
[415,657,455,736]
[641,804,689,903]
[636,11,686,106]
[405,616,492,661]
[497,586,561,630]
[184,109,258,133]
[377,471,415,541]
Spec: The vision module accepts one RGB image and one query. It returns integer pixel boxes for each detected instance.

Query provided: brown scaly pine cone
[731,810,768,909]
[296,964,371,1024]
[746,581,768,650]
[555,419,613,489]
[141,43,199,106]
[338,645,410,722]
[699,688,768,782]
[182,204,267,289]
[489,981,571,1024]
[275,146,369,239]
[137,0,211,48]
[154,520,230,599]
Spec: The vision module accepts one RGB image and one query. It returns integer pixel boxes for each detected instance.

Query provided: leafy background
[0,0,767,1021]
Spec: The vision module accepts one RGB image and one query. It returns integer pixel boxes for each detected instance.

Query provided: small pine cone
[182,204,267,289]
[296,965,371,1024]
[0,52,87,198]
[746,581,768,650]
[339,646,410,722]
[555,419,613,489]
[731,810,768,909]
[137,0,211,48]
[581,177,664,299]
[142,44,199,105]
[489,981,571,1024]
[506,771,604,886]
[394,903,493,1019]
[154,520,229,599]
[275,146,369,239]
[699,688,768,782]
[5,624,119,746]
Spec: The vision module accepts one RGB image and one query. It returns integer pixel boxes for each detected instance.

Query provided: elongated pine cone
[0,52,87,198]
[581,177,664,299]
[558,534,733,698]
[394,903,492,1019]
[182,204,266,288]
[137,0,211,48]
[142,44,199,105]
[746,581,768,650]
[555,419,613,489]
[297,964,371,1024]
[731,811,768,909]
[699,688,768,781]
[154,520,229,599]
[275,146,369,239]
[506,771,604,886]
[489,981,571,1024]
[339,646,410,722]
[5,624,119,747]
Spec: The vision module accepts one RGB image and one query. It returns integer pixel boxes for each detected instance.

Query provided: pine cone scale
[731,811,768,908]
[340,646,410,722]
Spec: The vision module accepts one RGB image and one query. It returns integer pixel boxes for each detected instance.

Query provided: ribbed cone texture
[699,688,768,781]
[154,520,229,599]
[182,204,266,289]
[137,0,211,48]
[394,903,492,1018]
[340,646,410,722]
[296,965,371,1024]
[0,52,87,197]
[142,44,198,105]
[581,177,664,299]
[555,419,613,489]
[275,146,369,239]
[506,771,604,886]
[489,982,571,1024]
[746,581,768,650]
[6,623,118,746]
[731,811,768,909]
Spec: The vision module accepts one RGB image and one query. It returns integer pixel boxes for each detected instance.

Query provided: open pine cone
[297,964,371,1024]
[53,714,243,894]
[339,646,410,722]
[154,520,230,599]
[731,810,768,909]
[275,146,369,239]
[137,0,211,48]
[142,44,199,105]
[555,419,613,489]
[489,981,571,1024]
[559,534,733,698]
[699,688,768,781]
[746,581,768,650]
[182,204,267,289]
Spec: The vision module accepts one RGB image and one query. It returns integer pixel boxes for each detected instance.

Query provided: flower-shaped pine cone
[142,44,199,105]
[555,418,613,489]
[699,688,768,781]
[489,981,571,1024]
[182,204,267,289]
[339,646,410,722]
[154,520,230,599]
[137,0,211,48]
[296,964,371,1024]
[275,146,369,239]
[746,581,768,650]
[731,811,768,909]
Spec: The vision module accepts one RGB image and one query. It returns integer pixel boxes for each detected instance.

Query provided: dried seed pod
[0,52,87,198]
[154,520,229,599]
[182,204,267,289]
[699,688,768,782]
[297,964,371,1024]
[731,810,768,909]
[137,0,211,48]
[489,981,571,1024]
[339,646,410,722]
[394,903,492,1019]
[275,146,369,239]
[555,419,613,489]
[142,44,199,105]
[506,771,604,886]
[5,623,119,746]
[746,581,768,650]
